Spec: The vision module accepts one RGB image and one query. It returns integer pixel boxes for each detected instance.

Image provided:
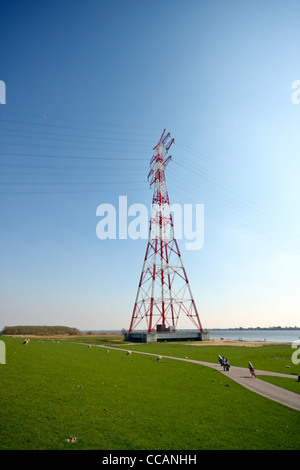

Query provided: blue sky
[0,0,299,331]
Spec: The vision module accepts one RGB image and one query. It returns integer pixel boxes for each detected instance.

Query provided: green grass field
[0,336,299,450]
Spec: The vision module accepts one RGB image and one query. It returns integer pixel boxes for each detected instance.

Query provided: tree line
[0,325,82,336]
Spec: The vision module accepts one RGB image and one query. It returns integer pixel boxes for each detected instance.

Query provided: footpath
[97,345,300,412]
[191,359,300,412]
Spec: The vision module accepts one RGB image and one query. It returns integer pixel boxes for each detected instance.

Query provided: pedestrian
[218,354,222,366]
[223,358,230,371]
[248,361,256,377]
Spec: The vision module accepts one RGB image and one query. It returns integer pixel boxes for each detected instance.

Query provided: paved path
[193,360,300,412]
[97,345,300,412]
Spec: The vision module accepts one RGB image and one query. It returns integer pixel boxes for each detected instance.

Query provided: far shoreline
[191,338,292,347]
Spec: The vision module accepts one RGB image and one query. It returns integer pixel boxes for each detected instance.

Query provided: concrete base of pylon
[124,330,210,343]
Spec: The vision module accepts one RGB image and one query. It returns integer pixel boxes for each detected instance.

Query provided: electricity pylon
[129,129,203,334]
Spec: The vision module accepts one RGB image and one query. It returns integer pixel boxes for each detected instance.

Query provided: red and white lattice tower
[129,129,204,334]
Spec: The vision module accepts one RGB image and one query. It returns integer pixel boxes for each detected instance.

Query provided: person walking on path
[248,361,256,377]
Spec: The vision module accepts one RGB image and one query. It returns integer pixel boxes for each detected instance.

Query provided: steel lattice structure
[129,129,203,334]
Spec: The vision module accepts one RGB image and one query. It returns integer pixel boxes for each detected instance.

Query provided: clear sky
[0,0,299,331]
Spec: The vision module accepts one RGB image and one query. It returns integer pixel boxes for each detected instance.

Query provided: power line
[0,126,155,146]
[0,151,148,161]
[175,138,299,211]
[0,110,159,134]
[0,138,152,154]
[0,118,157,139]
[0,181,146,186]
[0,187,148,195]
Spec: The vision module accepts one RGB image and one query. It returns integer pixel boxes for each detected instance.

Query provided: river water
[208,329,300,343]
[90,328,300,343]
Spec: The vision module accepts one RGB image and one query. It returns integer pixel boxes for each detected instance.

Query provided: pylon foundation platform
[124,329,210,343]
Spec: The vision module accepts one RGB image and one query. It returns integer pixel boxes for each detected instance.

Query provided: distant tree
[0,325,82,336]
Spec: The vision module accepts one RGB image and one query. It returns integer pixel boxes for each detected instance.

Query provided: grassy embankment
[0,335,299,450]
